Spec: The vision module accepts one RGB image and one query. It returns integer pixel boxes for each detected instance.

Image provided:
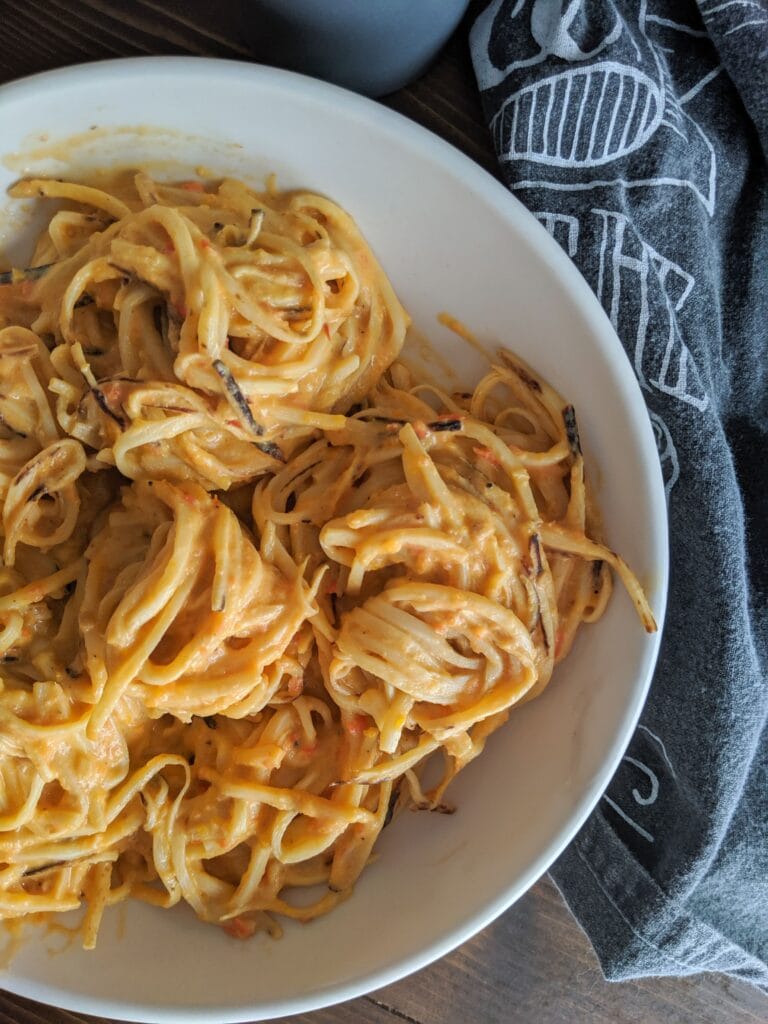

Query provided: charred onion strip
[212,359,264,436]
[563,405,581,458]
[0,262,56,285]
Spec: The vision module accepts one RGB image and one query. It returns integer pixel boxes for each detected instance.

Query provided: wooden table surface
[1,4,766,1024]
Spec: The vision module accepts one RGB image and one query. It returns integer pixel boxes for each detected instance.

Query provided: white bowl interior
[0,59,667,1023]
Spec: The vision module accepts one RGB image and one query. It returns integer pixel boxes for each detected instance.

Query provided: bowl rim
[0,55,669,1023]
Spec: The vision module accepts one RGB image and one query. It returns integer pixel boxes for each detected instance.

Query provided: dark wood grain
[0,4,766,1024]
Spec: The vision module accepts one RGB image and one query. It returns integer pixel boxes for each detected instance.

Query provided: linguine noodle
[0,172,655,948]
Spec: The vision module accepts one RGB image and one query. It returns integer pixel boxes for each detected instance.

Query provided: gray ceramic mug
[241,0,471,96]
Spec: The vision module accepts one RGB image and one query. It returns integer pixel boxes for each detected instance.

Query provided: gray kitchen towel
[470,0,768,989]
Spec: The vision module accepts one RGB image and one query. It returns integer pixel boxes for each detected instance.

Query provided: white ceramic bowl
[0,58,667,1023]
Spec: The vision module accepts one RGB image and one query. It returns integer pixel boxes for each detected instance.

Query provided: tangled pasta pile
[0,173,655,947]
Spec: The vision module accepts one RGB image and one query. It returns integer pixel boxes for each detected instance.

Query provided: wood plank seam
[365,995,424,1024]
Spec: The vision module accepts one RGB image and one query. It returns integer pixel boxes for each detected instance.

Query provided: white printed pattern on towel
[602,727,678,843]
[531,205,708,426]
[472,0,719,214]
[649,411,680,501]
[532,210,580,254]
[594,208,709,413]
[700,0,768,39]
